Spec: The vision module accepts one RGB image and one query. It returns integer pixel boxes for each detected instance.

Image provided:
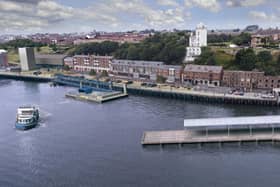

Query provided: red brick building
[72,55,113,73]
[222,70,265,90]
[258,76,280,89]
[251,28,280,47]
[182,64,223,86]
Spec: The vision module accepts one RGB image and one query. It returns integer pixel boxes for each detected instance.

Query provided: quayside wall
[0,72,52,82]
[54,74,280,106]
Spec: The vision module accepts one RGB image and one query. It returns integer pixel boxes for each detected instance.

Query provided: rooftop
[73,55,113,59]
[35,54,67,59]
[255,28,280,36]
[112,59,164,67]
[184,115,280,128]
[184,64,223,74]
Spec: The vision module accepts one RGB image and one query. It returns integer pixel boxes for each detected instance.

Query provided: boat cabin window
[21,111,33,115]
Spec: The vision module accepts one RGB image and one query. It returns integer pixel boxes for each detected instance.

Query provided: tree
[232,33,251,46]
[257,51,272,63]
[49,44,58,52]
[156,75,167,83]
[63,65,70,71]
[277,54,280,65]
[208,34,233,43]
[89,69,96,76]
[194,47,215,65]
[101,70,108,77]
[2,39,45,49]
[114,32,187,65]
[72,41,119,56]
[206,56,216,65]
[127,45,139,59]
[235,48,257,70]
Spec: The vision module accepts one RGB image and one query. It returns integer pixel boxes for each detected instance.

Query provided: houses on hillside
[251,28,280,48]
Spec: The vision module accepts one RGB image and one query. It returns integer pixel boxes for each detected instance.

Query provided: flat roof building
[35,54,67,67]
[19,47,37,71]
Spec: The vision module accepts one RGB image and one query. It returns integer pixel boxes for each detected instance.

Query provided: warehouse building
[35,54,67,68]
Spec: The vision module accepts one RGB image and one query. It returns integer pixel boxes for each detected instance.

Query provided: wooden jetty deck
[141,130,280,145]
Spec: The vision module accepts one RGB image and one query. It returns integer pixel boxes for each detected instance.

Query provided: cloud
[0,0,79,32]
[0,0,33,12]
[249,10,279,21]
[156,0,179,6]
[184,0,221,12]
[7,0,41,3]
[37,1,74,22]
[226,0,266,7]
[0,0,191,33]
[88,0,188,28]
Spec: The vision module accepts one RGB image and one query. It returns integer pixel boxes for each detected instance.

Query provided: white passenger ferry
[15,106,39,130]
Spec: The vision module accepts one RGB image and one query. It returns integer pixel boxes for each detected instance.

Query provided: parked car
[141,82,147,86]
[115,80,122,83]
[233,91,244,96]
[104,78,111,82]
[124,80,133,84]
[147,83,157,87]
[261,94,275,99]
[33,71,42,75]
[228,90,234,94]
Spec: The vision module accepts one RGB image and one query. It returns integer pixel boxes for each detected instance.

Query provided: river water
[1,80,280,187]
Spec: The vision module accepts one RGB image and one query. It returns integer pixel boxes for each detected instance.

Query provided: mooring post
[227,125,230,137]
[178,143,182,149]
[123,84,127,94]
[250,125,252,136]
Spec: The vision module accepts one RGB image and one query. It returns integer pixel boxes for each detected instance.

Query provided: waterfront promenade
[118,82,279,106]
[1,71,279,106]
[126,83,275,102]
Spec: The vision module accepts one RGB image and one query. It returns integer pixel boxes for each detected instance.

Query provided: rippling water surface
[1,80,280,187]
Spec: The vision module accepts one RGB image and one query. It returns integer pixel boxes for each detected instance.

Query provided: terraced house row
[64,55,280,90]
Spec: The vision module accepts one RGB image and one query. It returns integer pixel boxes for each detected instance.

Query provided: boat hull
[15,121,38,130]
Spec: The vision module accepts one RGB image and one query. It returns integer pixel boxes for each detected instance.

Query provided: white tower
[185,23,207,62]
[195,23,207,47]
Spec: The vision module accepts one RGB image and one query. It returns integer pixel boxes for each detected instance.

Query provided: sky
[0,0,280,34]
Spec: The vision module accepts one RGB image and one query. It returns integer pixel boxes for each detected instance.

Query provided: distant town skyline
[1,0,280,34]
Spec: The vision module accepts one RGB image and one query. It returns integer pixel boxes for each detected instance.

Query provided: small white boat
[15,106,39,130]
